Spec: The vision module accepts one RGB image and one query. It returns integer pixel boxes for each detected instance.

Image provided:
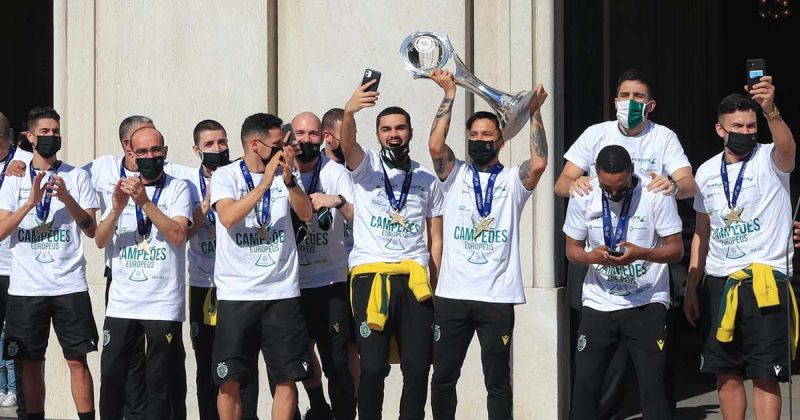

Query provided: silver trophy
[400,31,534,140]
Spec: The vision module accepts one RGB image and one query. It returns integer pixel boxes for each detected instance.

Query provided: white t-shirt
[297,156,355,289]
[83,154,186,268]
[347,149,445,268]
[210,161,301,301]
[436,160,533,304]
[0,158,98,296]
[0,148,34,276]
[564,120,691,177]
[563,177,682,311]
[168,164,218,288]
[694,143,793,276]
[104,175,193,321]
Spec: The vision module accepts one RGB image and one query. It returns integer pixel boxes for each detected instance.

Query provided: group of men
[0,64,794,420]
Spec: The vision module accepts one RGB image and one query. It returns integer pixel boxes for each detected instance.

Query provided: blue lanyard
[240,160,271,226]
[381,164,413,212]
[119,159,128,179]
[198,168,215,224]
[601,177,638,250]
[304,157,322,195]
[0,146,17,190]
[471,163,503,218]
[28,160,63,223]
[135,175,165,238]
[720,153,750,209]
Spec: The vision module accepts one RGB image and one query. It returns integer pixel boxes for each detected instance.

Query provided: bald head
[291,112,322,145]
[130,127,165,149]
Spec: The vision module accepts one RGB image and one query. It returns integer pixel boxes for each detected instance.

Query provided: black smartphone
[608,249,625,257]
[282,123,296,145]
[361,68,381,92]
[746,58,767,92]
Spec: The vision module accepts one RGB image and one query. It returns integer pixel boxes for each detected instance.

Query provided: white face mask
[615,100,648,130]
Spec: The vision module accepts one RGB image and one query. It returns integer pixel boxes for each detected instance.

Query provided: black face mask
[296,142,321,163]
[725,131,758,157]
[261,145,281,166]
[201,149,230,169]
[136,156,165,181]
[468,140,498,167]
[331,146,346,163]
[35,135,62,159]
[381,144,410,169]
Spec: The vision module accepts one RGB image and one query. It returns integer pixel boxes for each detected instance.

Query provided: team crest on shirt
[359,321,371,338]
[7,341,18,357]
[217,362,229,379]
[432,324,441,342]
[577,334,587,352]
[190,322,200,338]
[103,330,110,347]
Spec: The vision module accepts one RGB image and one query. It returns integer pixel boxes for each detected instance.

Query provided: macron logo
[774,365,782,376]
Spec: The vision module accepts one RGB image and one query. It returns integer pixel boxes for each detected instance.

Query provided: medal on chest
[471,163,503,238]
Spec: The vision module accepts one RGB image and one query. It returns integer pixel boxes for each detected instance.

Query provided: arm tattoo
[531,111,548,159]
[430,97,455,136]
[518,160,532,182]
[433,146,456,176]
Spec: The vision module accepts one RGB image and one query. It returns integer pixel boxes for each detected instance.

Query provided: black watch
[335,194,347,209]
[285,175,297,189]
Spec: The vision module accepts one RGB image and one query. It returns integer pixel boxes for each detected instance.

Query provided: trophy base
[500,90,535,141]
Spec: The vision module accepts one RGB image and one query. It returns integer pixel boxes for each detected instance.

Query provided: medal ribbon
[28,160,63,223]
[304,156,322,195]
[720,153,750,210]
[0,146,17,190]
[135,175,165,238]
[198,168,216,224]
[470,162,503,218]
[601,177,638,250]
[240,160,271,226]
[381,164,413,213]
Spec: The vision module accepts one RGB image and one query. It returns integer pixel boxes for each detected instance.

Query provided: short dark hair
[27,107,60,131]
[322,108,344,132]
[376,106,411,130]
[118,115,153,141]
[466,111,501,132]
[596,145,633,174]
[193,119,226,145]
[0,113,11,140]
[240,113,283,144]
[717,94,760,120]
[616,69,655,99]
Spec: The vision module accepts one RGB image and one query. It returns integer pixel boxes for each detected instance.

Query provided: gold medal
[255,223,270,240]
[387,210,409,229]
[34,221,53,236]
[473,217,494,238]
[136,236,152,253]
[723,207,744,227]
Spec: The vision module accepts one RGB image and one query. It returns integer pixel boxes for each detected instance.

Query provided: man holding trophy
[424,66,548,420]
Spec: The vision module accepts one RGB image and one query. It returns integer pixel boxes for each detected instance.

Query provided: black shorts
[4,291,99,361]
[701,275,792,382]
[300,282,353,343]
[212,298,311,387]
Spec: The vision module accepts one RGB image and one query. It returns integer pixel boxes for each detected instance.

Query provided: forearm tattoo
[531,110,548,159]
[430,97,454,136]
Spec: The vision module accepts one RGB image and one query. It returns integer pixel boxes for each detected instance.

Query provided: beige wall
[47,1,564,418]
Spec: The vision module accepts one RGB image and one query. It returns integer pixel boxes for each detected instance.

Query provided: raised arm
[341,80,379,171]
[427,69,457,181]
[751,76,795,173]
[518,84,549,191]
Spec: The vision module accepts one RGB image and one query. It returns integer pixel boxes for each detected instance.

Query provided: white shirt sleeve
[0,176,20,213]
[168,178,194,224]
[652,194,683,237]
[510,165,535,205]
[563,196,588,241]
[210,167,237,209]
[75,169,99,210]
[348,148,375,184]
[439,159,465,194]
[662,129,692,175]
[332,167,355,202]
[562,127,595,171]
[427,176,445,218]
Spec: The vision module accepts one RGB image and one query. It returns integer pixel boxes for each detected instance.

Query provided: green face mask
[616,100,646,130]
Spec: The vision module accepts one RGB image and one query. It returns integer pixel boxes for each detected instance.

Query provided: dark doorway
[559,1,799,418]
[0,0,54,136]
